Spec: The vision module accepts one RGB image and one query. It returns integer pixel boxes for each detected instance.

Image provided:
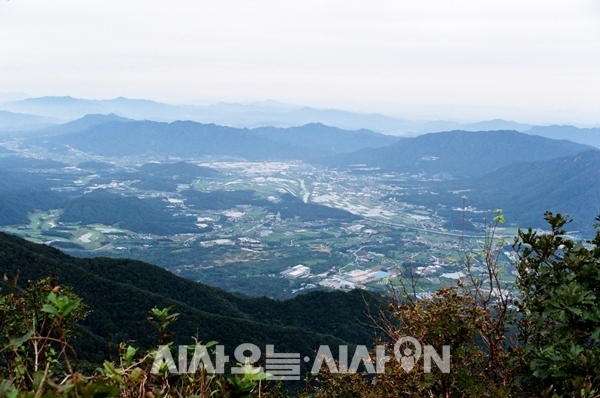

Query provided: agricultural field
[0,149,516,299]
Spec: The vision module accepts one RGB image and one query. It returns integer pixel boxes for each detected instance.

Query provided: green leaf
[41,303,59,316]
[9,330,33,348]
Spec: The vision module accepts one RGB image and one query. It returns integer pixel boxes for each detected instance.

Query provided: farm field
[0,148,518,299]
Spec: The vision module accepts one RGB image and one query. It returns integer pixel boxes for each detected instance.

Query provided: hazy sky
[1,1,599,124]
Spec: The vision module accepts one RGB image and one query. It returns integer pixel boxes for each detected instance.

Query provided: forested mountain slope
[333,130,594,177]
[0,232,383,363]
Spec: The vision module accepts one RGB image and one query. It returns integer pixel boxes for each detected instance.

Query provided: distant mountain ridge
[251,122,399,153]
[422,119,531,134]
[31,118,398,160]
[36,120,324,159]
[29,119,596,175]
[4,96,411,132]
[332,130,595,177]
[39,113,134,135]
[525,125,600,149]
[0,110,59,131]
[2,95,560,135]
[4,96,174,121]
[391,149,600,234]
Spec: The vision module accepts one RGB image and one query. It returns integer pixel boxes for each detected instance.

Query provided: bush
[0,275,278,398]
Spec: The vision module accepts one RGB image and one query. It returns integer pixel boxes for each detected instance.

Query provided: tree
[310,211,516,397]
[0,275,273,397]
[311,211,600,397]
[513,212,600,397]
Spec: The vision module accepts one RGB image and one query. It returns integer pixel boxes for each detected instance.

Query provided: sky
[1,1,600,125]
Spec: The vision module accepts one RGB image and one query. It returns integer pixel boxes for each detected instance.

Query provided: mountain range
[30,116,596,173]
[250,123,398,154]
[2,96,412,133]
[388,149,600,233]
[525,125,600,149]
[30,118,399,160]
[0,110,59,131]
[332,130,595,177]
[4,97,600,150]
[0,96,545,135]
[465,150,600,231]
[38,112,134,135]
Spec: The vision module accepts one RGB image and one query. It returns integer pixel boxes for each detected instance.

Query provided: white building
[280,264,311,278]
